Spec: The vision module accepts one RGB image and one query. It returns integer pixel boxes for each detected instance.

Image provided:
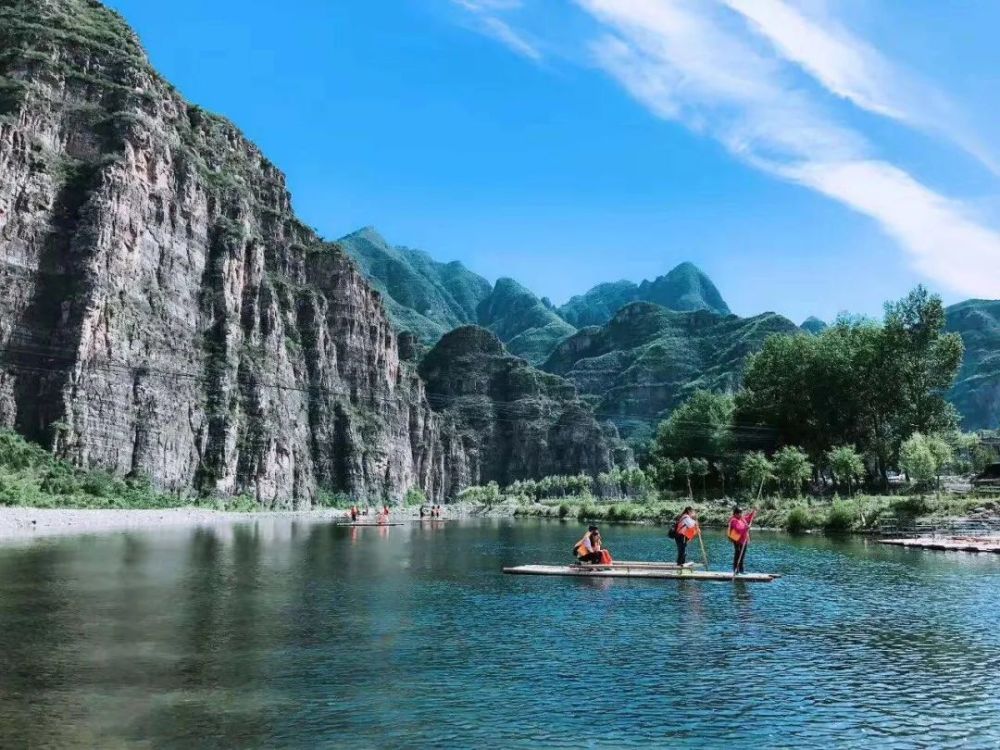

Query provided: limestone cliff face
[0,0,469,505]
[419,326,615,486]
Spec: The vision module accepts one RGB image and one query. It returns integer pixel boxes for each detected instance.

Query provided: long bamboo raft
[502,564,779,582]
[336,522,405,527]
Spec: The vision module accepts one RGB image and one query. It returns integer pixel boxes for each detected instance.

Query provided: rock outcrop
[0,0,472,505]
[419,326,615,485]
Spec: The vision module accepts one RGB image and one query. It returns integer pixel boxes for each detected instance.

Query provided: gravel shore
[0,506,351,542]
[0,502,500,543]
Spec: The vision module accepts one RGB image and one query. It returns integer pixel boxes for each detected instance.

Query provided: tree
[737,288,963,486]
[899,433,937,488]
[826,445,865,495]
[652,390,735,461]
[622,467,650,498]
[691,458,710,496]
[925,434,953,488]
[675,458,693,499]
[652,457,675,494]
[773,446,812,497]
[739,452,774,499]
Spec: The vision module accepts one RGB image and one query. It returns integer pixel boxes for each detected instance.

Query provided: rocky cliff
[0,0,474,506]
[419,326,616,485]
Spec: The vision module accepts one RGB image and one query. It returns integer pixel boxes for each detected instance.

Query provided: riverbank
[0,501,512,542]
[510,493,1000,534]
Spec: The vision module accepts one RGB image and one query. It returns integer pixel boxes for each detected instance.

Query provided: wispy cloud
[452,0,543,61]
[723,0,1000,174]
[452,0,1000,298]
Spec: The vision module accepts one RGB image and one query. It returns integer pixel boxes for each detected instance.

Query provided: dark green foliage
[737,288,964,481]
[785,506,812,534]
[823,502,855,534]
[945,299,1000,429]
[651,390,734,460]
[0,430,176,508]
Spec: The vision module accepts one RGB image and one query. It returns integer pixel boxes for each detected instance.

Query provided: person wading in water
[728,506,757,574]
[573,525,611,565]
[670,507,699,565]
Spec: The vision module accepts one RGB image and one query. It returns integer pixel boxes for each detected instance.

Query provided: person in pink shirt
[728,506,757,574]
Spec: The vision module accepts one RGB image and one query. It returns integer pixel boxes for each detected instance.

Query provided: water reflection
[0,522,997,748]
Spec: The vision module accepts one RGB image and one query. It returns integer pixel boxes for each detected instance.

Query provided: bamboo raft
[337,522,405,527]
[502,563,779,582]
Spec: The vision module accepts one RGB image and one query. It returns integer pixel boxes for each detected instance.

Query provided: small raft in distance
[502,564,779,583]
[337,522,405,527]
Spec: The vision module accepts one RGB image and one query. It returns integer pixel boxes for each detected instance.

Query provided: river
[0,518,997,748]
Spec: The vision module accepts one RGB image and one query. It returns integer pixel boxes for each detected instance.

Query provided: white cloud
[446,0,1000,297]
[575,0,1000,298]
[723,0,999,174]
[452,0,543,61]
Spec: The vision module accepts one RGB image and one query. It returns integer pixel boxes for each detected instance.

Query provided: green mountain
[336,227,492,342]
[801,317,828,335]
[477,278,576,364]
[946,299,1000,430]
[339,229,576,364]
[542,302,799,444]
[558,262,731,327]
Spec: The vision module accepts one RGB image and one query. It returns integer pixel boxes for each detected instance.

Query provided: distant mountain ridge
[946,299,1000,430]
[339,227,999,431]
[558,262,731,327]
[542,303,800,444]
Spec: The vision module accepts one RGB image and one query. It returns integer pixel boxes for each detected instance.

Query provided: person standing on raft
[670,507,699,565]
[574,525,612,565]
[728,507,757,574]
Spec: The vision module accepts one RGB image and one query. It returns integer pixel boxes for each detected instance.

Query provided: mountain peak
[638,262,731,316]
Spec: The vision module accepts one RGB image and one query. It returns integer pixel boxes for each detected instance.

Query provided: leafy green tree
[652,457,675,494]
[739,452,774,499]
[652,390,735,461]
[675,458,693,499]
[622,467,649,498]
[691,457,710,496]
[899,433,937,488]
[737,288,963,485]
[773,446,812,497]
[826,445,866,495]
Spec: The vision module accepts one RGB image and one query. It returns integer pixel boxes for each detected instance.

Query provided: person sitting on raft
[728,506,757,574]
[574,525,612,565]
[671,506,699,565]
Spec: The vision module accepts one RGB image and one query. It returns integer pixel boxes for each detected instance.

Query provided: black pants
[577,551,603,564]
[675,535,688,565]
[732,541,747,573]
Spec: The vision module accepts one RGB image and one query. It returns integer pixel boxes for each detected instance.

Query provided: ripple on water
[0,522,998,748]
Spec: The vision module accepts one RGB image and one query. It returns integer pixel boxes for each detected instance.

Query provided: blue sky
[105,0,1000,322]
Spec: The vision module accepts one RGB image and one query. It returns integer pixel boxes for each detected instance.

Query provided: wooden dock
[502,564,779,582]
[879,536,1000,554]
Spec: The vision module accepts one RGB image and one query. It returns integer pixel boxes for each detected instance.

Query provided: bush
[558,502,570,519]
[785,506,813,534]
[404,487,427,507]
[823,501,854,534]
[315,489,352,508]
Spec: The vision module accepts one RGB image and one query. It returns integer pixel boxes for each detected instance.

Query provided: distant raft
[337,522,405,527]
[502,564,779,582]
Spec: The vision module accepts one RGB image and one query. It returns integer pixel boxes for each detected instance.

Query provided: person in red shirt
[728,507,757,574]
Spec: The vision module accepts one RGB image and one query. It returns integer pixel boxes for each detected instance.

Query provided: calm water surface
[0,519,998,749]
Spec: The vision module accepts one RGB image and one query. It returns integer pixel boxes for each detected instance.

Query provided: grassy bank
[512,492,997,534]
